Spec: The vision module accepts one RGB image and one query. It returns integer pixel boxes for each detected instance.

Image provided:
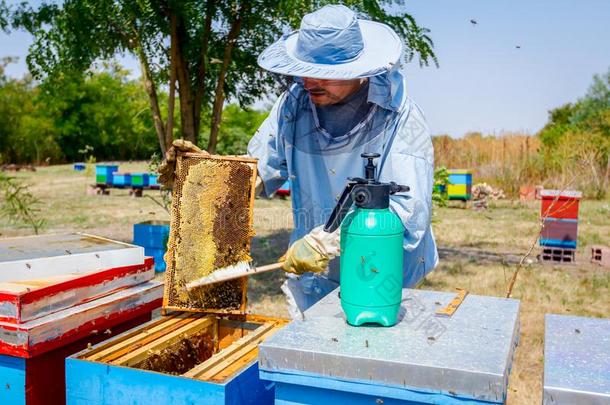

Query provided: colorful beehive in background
[133,220,170,272]
[95,164,119,185]
[543,314,610,404]
[73,163,86,171]
[0,234,163,405]
[112,172,132,188]
[539,190,581,254]
[259,289,520,404]
[131,173,150,188]
[148,173,160,189]
[276,180,291,197]
[447,169,472,200]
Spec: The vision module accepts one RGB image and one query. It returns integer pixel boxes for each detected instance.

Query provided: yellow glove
[281,226,340,275]
[157,139,209,188]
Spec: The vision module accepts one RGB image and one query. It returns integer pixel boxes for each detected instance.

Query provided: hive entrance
[163,153,257,313]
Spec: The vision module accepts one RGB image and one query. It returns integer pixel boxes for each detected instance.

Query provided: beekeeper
[249,4,437,317]
[160,4,438,319]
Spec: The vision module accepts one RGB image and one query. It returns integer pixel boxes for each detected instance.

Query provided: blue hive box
[95,165,119,185]
[133,221,170,272]
[112,173,132,188]
[149,174,160,189]
[131,173,150,188]
[447,169,472,201]
[73,163,86,171]
[66,314,287,405]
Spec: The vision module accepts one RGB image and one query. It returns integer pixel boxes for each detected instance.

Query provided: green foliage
[36,65,159,162]
[537,67,610,198]
[200,104,268,155]
[0,172,45,234]
[0,60,160,163]
[432,166,449,208]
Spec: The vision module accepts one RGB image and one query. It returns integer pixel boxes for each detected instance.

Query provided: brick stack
[539,190,582,263]
[0,234,163,405]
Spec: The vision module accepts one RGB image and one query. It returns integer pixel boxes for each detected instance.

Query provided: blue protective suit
[247,67,438,317]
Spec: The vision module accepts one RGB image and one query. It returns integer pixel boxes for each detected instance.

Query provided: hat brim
[258,20,402,80]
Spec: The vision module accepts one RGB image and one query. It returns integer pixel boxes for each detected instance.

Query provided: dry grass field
[2,162,609,404]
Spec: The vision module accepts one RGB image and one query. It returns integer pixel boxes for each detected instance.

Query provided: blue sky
[1,0,609,136]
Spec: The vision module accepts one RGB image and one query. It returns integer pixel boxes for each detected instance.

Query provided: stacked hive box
[112,173,132,188]
[148,174,160,189]
[447,169,472,200]
[95,164,119,185]
[539,190,582,263]
[131,173,150,188]
[133,221,171,272]
[0,234,163,404]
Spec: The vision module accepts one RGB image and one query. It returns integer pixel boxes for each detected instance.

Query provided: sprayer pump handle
[361,153,380,180]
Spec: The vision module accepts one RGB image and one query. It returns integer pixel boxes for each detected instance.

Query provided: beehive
[163,153,258,315]
[66,313,288,405]
[447,169,472,201]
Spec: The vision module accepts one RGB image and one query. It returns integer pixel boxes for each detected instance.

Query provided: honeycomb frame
[162,152,258,315]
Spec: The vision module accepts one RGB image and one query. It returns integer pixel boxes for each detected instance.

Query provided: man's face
[301,77,364,106]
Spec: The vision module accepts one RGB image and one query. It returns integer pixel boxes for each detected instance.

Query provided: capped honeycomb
[163,152,257,313]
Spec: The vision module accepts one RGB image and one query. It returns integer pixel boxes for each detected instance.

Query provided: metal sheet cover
[259,288,520,403]
[0,233,139,262]
[543,314,610,404]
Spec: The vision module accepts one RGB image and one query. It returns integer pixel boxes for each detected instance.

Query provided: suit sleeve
[247,93,289,197]
[378,101,435,251]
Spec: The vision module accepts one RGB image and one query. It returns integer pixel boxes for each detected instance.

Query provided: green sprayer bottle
[324,153,409,327]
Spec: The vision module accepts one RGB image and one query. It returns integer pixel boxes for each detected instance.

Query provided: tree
[0,57,162,164]
[537,67,609,198]
[35,65,160,162]
[3,1,436,155]
[200,104,268,155]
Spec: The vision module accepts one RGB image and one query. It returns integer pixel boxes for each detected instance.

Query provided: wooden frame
[162,152,258,316]
[78,314,287,383]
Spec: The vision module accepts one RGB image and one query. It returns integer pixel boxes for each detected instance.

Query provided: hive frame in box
[162,152,258,316]
[66,312,288,404]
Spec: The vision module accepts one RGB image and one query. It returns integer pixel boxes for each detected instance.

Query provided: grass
[2,162,609,404]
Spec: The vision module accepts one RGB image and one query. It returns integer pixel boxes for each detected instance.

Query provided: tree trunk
[207,6,245,153]
[171,16,197,145]
[193,2,215,141]
[165,14,178,152]
[137,48,167,156]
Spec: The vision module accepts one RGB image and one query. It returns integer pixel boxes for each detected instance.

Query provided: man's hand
[281,226,340,274]
[158,139,209,188]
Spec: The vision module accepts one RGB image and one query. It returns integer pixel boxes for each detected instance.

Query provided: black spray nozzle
[361,153,380,180]
[323,154,410,233]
